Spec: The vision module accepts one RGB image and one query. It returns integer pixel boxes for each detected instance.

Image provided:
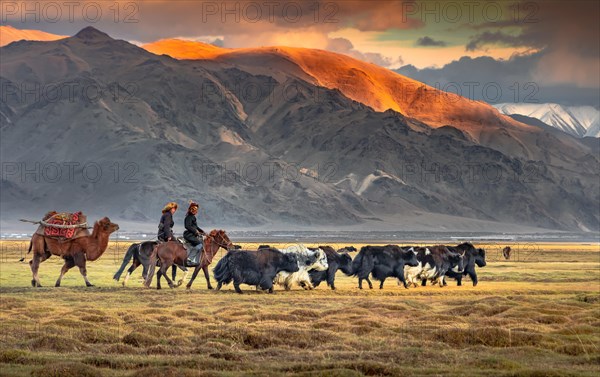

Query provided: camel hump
[36,211,89,240]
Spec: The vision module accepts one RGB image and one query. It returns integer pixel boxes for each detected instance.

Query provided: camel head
[96,217,120,234]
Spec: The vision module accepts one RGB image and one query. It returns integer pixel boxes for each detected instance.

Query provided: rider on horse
[183,201,205,267]
[158,202,178,241]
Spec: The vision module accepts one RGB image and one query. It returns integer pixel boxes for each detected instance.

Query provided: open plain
[0,241,598,376]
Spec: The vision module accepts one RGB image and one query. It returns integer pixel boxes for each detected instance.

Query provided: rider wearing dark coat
[157,202,178,241]
[184,205,205,246]
[183,202,205,266]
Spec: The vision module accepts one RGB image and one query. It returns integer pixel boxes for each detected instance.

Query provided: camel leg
[55,258,75,287]
[30,254,42,287]
[203,265,213,290]
[73,253,94,287]
[30,249,52,287]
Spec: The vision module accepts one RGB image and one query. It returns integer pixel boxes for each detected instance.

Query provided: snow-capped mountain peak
[495,103,599,138]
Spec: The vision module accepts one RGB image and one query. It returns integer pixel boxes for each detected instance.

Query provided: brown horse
[26,217,119,287]
[144,229,233,290]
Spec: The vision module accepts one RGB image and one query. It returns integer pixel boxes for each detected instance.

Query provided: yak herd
[120,241,486,293]
[211,243,485,293]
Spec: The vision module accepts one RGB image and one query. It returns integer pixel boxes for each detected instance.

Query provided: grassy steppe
[0,241,598,376]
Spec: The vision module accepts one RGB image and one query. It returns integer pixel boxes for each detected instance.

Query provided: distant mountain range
[0,27,598,233]
[495,103,599,138]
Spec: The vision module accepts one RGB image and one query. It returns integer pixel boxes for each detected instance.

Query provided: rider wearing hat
[183,201,205,266]
[158,202,178,241]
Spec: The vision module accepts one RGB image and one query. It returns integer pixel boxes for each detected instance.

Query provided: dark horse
[144,229,233,290]
[113,241,160,286]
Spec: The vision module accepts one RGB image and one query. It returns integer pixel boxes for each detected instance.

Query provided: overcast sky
[2,0,598,106]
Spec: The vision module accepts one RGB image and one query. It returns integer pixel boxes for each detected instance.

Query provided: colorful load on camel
[35,211,90,239]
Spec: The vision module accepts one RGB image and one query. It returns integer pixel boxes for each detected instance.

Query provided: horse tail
[213,252,232,284]
[113,243,138,281]
[144,244,160,288]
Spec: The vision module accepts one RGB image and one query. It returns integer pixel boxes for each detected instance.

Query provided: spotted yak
[308,246,354,290]
[441,243,486,286]
[404,246,464,288]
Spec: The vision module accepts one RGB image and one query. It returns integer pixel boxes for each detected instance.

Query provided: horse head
[206,229,233,251]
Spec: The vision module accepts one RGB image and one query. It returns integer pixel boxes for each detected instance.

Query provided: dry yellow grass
[0,240,598,376]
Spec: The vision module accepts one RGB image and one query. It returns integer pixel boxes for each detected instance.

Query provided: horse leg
[123,260,140,287]
[366,277,373,289]
[55,258,75,287]
[141,262,149,281]
[185,265,203,290]
[177,265,188,287]
[156,269,162,290]
[73,253,94,287]
[171,265,177,283]
[379,277,386,289]
[202,265,213,290]
[161,263,175,289]
[123,259,146,286]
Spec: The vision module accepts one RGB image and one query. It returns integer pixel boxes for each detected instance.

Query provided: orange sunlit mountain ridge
[142,38,538,140]
[0,25,66,46]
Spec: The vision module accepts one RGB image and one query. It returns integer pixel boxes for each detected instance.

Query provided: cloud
[326,37,354,52]
[1,1,424,42]
[465,31,537,52]
[415,36,447,47]
[462,1,599,89]
[326,37,403,67]
[395,52,599,107]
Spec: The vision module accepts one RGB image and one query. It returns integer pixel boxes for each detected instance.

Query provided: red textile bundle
[42,211,83,239]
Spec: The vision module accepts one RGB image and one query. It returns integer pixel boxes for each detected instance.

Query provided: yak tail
[113,243,138,281]
[213,252,232,284]
[351,247,373,277]
[144,244,159,288]
[350,250,365,276]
